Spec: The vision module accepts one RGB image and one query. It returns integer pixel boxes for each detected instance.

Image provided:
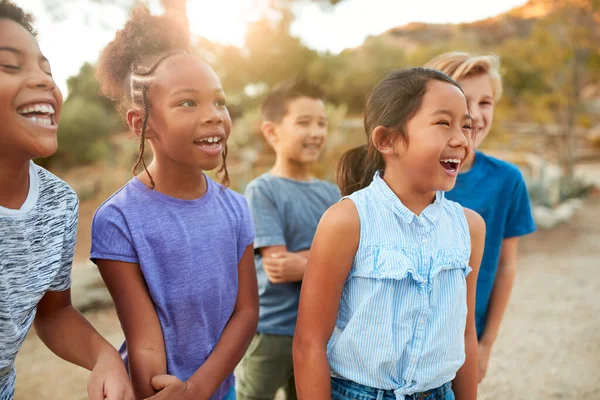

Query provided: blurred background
[13,0,600,398]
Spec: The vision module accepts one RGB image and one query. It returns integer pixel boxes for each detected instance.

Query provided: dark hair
[0,0,36,36]
[261,78,325,123]
[96,6,230,188]
[336,67,463,196]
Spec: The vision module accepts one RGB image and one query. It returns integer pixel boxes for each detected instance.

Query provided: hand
[478,342,492,384]
[263,251,307,283]
[87,348,133,400]
[143,375,188,400]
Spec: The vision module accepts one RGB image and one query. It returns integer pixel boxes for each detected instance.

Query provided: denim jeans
[331,377,454,400]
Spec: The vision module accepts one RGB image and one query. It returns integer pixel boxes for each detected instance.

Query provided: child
[235,80,340,400]
[0,1,132,399]
[425,52,536,383]
[293,68,486,400]
[90,7,258,400]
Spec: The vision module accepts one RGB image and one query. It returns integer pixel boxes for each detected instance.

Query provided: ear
[261,121,278,147]
[372,126,399,156]
[126,108,157,139]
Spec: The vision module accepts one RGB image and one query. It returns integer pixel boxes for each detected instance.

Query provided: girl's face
[390,80,472,193]
[136,54,232,172]
[459,73,495,148]
[0,19,63,160]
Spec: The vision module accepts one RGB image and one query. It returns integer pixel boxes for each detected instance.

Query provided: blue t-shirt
[244,173,340,336]
[90,176,255,400]
[446,151,536,337]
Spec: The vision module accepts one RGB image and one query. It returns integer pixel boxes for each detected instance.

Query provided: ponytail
[336,144,384,196]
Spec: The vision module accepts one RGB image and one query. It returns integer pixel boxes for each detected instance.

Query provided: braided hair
[96,6,229,188]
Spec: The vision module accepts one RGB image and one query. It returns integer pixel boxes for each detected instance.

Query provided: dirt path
[14,196,600,399]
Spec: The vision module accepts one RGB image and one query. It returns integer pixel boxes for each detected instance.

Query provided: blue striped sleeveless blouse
[327,172,472,399]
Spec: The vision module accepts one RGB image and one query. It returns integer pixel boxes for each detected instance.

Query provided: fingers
[87,379,105,400]
[103,383,132,400]
[150,374,177,391]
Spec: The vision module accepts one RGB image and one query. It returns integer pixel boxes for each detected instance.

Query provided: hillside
[360,0,557,52]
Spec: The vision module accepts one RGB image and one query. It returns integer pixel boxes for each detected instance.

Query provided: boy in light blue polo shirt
[426,52,536,383]
[236,80,340,400]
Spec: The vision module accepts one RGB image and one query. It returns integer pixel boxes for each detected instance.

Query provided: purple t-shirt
[90,176,255,400]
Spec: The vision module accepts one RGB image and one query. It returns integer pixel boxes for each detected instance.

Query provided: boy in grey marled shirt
[0,2,131,398]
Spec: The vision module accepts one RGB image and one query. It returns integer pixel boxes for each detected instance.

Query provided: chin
[199,160,222,172]
[30,140,58,159]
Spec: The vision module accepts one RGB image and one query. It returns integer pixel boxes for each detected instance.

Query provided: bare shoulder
[319,199,360,235]
[463,207,485,237]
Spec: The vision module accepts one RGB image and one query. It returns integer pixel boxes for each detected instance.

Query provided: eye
[463,124,473,130]
[480,101,493,106]
[437,121,450,126]
[215,98,227,107]
[1,64,20,71]
[297,120,310,127]
[318,121,327,128]
[179,100,196,107]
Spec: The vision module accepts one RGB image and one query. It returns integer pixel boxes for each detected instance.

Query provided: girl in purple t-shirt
[90,7,258,400]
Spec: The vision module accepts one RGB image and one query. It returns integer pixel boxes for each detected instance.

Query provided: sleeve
[504,170,537,238]
[90,203,139,264]
[49,196,78,292]
[236,196,256,263]
[244,183,286,250]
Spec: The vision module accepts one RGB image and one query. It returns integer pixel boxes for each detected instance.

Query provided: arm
[477,237,519,380]
[293,201,360,400]
[34,289,133,400]
[97,259,167,399]
[260,246,310,283]
[183,244,259,398]
[452,208,485,400]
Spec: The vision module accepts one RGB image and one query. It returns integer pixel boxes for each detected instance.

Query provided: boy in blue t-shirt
[426,52,536,383]
[235,80,340,400]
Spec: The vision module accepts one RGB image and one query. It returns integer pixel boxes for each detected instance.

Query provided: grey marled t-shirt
[0,161,78,399]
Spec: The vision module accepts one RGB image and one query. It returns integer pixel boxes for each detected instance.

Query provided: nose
[201,107,224,125]
[25,67,56,91]
[450,125,469,149]
[309,124,326,138]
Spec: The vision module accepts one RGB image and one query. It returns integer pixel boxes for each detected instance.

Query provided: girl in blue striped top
[293,68,486,400]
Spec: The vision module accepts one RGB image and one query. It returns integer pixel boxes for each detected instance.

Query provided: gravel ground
[14,196,600,400]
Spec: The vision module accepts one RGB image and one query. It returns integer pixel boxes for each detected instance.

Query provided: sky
[21,0,528,96]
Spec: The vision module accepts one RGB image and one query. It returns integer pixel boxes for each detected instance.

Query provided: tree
[40,63,121,169]
[499,0,600,175]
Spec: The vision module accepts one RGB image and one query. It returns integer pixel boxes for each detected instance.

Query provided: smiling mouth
[303,143,322,151]
[193,135,223,149]
[17,103,56,127]
[440,158,461,172]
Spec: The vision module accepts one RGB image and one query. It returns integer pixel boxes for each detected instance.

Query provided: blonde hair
[424,52,503,101]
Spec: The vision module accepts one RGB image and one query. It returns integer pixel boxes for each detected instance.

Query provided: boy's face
[0,19,63,160]
[459,73,495,149]
[265,96,327,165]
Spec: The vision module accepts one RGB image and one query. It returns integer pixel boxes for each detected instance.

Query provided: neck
[460,150,476,172]
[270,156,313,181]
[382,166,437,216]
[138,156,208,200]
[0,154,31,210]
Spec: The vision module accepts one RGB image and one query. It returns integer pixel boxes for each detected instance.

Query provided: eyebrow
[0,46,49,63]
[170,88,224,97]
[295,115,327,119]
[432,109,472,120]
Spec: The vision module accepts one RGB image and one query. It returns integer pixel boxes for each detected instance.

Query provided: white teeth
[17,102,55,115]
[196,136,221,144]
[440,158,461,164]
[25,116,52,126]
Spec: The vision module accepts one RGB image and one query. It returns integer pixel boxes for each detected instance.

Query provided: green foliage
[41,63,121,169]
